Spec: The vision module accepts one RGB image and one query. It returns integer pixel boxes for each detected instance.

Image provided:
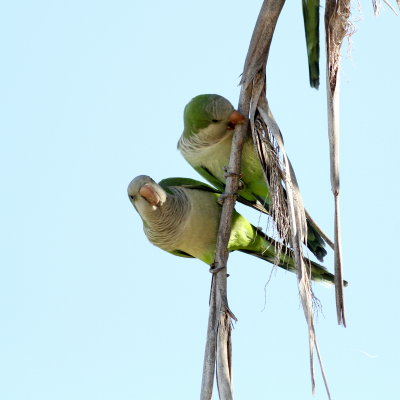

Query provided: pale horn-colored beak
[227,110,245,130]
[139,183,161,206]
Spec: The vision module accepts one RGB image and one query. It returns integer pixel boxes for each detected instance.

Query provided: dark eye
[129,195,135,200]
[211,119,220,123]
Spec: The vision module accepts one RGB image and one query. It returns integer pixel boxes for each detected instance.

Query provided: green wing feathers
[159,177,220,193]
[193,166,226,193]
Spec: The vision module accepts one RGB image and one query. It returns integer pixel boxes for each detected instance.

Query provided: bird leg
[208,264,230,279]
[218,167,241,205]
[223,168,242,179]
[209,262,226,273]
[217,192,237,205]
[224,167,244,190]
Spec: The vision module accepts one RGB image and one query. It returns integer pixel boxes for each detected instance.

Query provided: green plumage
[178,94,328,261]
[302,0,320,88]
[128,175,346,286]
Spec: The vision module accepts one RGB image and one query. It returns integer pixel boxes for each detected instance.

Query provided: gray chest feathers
[144,187,221,258]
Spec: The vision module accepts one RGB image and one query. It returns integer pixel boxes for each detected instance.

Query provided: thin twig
[200,283,218,400]
[200,93,249,400]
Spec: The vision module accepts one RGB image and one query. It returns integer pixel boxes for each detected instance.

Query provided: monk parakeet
[127,175,342,285]
[302,0,320,88]
[177,94,328,261]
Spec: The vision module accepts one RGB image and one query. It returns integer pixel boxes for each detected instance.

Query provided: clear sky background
[1,1,399,399]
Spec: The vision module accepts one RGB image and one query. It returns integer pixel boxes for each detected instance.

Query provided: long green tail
[239,227,346,286]
[302,0,320,89]
[251,193,328,262]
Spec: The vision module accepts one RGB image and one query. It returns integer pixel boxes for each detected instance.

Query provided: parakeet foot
[223,168,244,190]
[223,167,242,179]
[217,192,237,205]
[209,262,226,273]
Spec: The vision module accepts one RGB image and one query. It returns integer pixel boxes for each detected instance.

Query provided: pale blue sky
[1,1,399,399]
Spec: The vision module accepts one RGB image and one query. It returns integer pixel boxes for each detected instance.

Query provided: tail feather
[306,223,327,262]
[302,0,320,89]
[239,227,347,286]
[239,249,339,285]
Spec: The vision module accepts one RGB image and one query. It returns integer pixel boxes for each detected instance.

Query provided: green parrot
[302,0,320,88]
[127,175,343,285]
[177,94,329,261]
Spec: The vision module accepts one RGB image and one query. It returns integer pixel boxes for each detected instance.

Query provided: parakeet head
[127,175,167,218]
[182,94,244,138]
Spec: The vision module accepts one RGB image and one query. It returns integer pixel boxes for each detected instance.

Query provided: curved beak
[139,183,162,206]
[227,110,245,130]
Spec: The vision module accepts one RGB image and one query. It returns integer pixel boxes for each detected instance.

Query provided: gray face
[127,175,154,200]
[127,175,166,219]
